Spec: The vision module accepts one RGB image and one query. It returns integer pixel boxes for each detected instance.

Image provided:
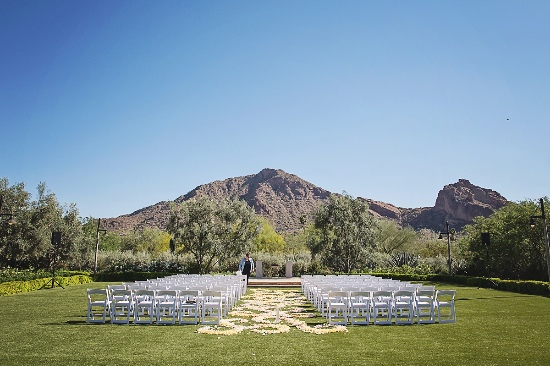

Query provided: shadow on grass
[458,294,533,301]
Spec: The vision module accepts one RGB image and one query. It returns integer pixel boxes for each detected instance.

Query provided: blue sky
[1,0,549,219]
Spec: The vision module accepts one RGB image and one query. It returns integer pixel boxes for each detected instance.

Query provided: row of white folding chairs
[301,275,421,306]
[324,289,456,325]
[117,275,247,313]
[313,284,432,317]
[301,274,405,291]
[87,288,224,325]
[309,282,426,316]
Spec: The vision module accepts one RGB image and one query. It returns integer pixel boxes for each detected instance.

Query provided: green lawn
[0,282,549,365]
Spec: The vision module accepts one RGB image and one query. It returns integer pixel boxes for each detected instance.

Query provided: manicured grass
[1,282,549,365]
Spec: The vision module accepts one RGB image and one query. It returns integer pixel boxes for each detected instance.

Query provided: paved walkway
[248,276,301,287]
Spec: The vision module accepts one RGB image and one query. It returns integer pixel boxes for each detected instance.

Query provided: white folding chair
[110,289,133,324]
[415,289,435,324]
[178,290,199,325]
[86,288,110,323]
[201,290,222,325]
[133,289,155,325]
[320,286,340,316]
[349,291,372,325]
[155,290,178,325]
[372,290,393,325]
[107,284,126,295]
[436,290,456,323]
[327,291,349,325]
[210,286,231,316]
[393,290,415,325]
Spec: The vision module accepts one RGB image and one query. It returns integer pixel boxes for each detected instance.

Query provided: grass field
[1,282,549,365]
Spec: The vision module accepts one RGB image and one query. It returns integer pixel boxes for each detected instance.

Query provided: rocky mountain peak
[101,170,509,234]
[434,178,508,223]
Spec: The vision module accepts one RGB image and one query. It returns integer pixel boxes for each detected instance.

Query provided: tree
[124,228,171,256]
[375,219,418,255]
[0,179,31,268]
[311,193,379,273]
[167,197,261,274]
[252,217,285,253]
[459,198,549,280]
[0,180,85,269]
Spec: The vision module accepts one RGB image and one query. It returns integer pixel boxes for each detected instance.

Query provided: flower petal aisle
[197,288,348,336]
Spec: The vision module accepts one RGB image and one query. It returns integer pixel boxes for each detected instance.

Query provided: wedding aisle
[196,288,348,335]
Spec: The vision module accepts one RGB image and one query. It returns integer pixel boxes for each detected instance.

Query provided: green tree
[126,228,171,256]
[375,219,418,255]
[311,193,379,273]
[459,198,549,280]
[284,228,311,260]
[0,180,84,270]
[167,197,261,274]
[253,217,285,253]
[0,179,32,268]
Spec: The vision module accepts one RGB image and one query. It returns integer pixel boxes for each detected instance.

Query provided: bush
[95,250,197,273]
[0,275,93,296]
[91,271,174,282]
[0,268,89,283]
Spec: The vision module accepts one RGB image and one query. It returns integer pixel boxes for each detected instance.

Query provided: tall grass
[0,283,549,365]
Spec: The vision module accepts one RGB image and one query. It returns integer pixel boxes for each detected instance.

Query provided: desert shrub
[0,275,92,296]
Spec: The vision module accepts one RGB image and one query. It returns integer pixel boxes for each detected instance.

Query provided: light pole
[94,218,107,273]
[530,198,550,282]
[439,221,455,275]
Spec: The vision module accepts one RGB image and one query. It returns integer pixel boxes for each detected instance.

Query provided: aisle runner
[197,288,348,335]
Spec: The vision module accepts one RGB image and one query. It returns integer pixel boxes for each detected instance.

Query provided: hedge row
[1,271,549,297]
[0,275,93,296]
[370,272,550,297]
[91,271,176,282]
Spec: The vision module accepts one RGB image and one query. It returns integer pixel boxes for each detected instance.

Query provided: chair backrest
[394,290,414,302]
[360,286,379,295]
[415,289,435,306]
[108,284,126,290]
[372,290,393,302]
[417,286,435,292]
[134,289,155,300]
[328,291,349,300]
[156,290,177,301]
[110,289,132,302]
[202,290,222,302]
[179,290,199,303]
[350,291,371,302]
[87,288,108,302]
[436,290,456,302]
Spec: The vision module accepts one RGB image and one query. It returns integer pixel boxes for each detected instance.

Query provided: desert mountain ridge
[102,168,508,234]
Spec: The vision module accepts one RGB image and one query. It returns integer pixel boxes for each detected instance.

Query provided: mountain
[367,179,508,231]
[101,169,508,234]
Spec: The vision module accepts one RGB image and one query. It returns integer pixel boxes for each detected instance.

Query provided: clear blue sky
[1,0,549,219]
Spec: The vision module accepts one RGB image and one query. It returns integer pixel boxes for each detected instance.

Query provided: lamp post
[530,198,550,282]
[94,218,107,273]
[439,221,455,275]
[0,195,16,225]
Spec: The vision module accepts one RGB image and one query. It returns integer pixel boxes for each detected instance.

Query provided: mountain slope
[102,169,508,233]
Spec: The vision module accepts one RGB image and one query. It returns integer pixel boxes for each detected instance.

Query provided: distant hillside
[366,179,508,231]
[102,169,508,234]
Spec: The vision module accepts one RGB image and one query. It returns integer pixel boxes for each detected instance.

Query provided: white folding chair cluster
[86,273,246,325]
[300,275,456,326]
